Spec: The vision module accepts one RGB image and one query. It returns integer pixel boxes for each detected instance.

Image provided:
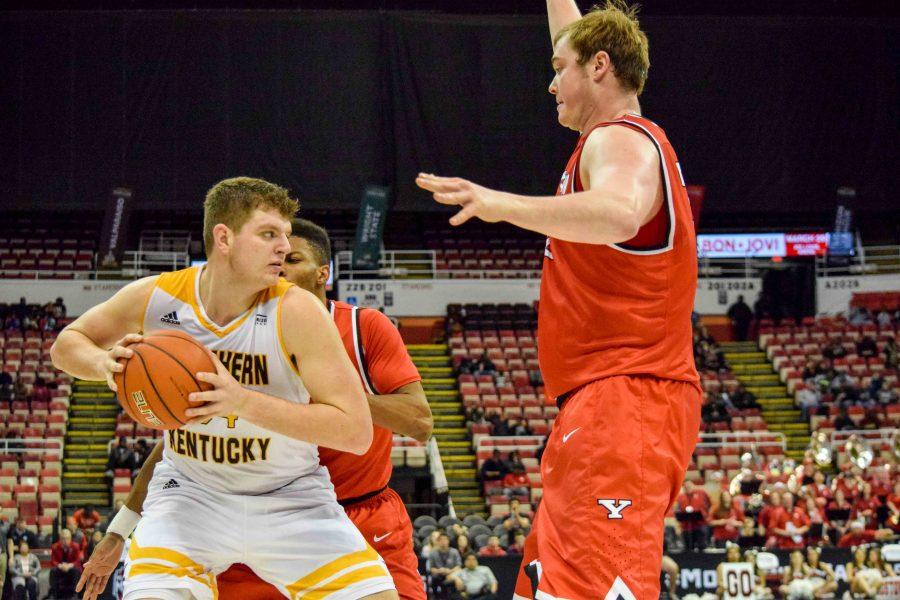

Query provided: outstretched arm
[548,0,582,44]
[416,125,662,245]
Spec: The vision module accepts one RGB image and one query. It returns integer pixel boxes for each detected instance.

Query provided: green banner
[352,185,390,270]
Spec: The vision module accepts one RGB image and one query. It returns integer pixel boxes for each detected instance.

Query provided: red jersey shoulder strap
[329,301,378,395]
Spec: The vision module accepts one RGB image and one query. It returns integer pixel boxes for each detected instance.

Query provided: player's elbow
[344,416,374,455]
[607,210,642,244]
[412,410,434,443]
[49,331,72,373]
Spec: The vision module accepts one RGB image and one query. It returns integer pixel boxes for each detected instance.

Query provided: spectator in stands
[479,449,507,488]
[865,545,896,580]
[887,480,900,533]
[504,450,525,473]
[0,370,13,402]
[0,518,8,595]
[853,483,882,529]
[477,535,506,557]
[9,540,40,600]
[833,406,854,431]
[427,533,462,599]
[501,500,531,537]
[535,439,545,465]
[884,337,899,369]
[447,553,498,600]
[837,519,893,548]
[421,530,442,560]
[857,336,878,358]
[675,480,710,551]
[132,438,152,472]
[454,534,472,557]
[50,528,83,599]
[68,503,102,545]
[709,490,743,547]
[822,340,847,361]
[456,357,476,376]
[876,310,892,328]
[52,297,66,319]
[727,295,753,341]
[105,436,133,478]
[14,297,28,320]
[795,385,820,422]
[848,306,872,326]
[770,492,809,550]
[731,384,761,411]
[506,531,526,555]
[803,546,837,598]
[29,377,50,404]
[85,529,104,560]
[502,464,530,499]
[474,354,496,376]
[8,519,38,552]
[508,418,532,437]
[803,496,828,545]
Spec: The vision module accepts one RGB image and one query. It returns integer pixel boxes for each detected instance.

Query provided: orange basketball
[113,330,215,430]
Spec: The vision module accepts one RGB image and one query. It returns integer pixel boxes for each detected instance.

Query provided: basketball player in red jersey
[416,2,702,598]
[217,220,431,600]
[77,219,432,600]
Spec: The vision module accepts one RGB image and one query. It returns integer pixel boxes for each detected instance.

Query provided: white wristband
[107,506,141,539]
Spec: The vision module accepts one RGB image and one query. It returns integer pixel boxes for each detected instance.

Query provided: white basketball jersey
[143,266,320,495]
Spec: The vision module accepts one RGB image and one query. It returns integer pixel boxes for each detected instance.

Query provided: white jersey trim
[603,118,677,256]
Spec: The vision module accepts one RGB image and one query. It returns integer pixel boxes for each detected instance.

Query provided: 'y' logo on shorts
[597,499,632,519]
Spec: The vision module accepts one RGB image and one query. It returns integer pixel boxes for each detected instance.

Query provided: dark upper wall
[2,11,897,216]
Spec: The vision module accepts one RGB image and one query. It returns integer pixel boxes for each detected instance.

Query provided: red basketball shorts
[217,487,423,599]
[513,375,701,599]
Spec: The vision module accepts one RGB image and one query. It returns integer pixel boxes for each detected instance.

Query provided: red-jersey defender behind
[218,218,431,600]
[415,2,702,597]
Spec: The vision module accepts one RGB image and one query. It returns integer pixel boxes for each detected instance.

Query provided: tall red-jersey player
[416,2,701,598]
[218,219,431,600]
[75,219,432,600]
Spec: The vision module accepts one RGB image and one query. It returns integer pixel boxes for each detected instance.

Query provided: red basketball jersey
[318,301,421,501]
[538,114,700,399]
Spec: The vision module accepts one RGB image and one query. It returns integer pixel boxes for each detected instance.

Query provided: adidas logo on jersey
[162,479,180,490]
[160,311,181,325]
[255,313,268,326]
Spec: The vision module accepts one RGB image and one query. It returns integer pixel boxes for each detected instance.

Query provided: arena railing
[0,438,64,455]
[694,431,787,453]
[335,245,900,281]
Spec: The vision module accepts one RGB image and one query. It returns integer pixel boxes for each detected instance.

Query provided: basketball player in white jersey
[51,177,398,600]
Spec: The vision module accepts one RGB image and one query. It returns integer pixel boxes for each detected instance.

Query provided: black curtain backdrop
[2,11,897,213]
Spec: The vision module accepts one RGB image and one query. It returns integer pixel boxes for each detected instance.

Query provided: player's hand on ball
[416,173,509,226]
[104,333,143,393]
[76,533,124,600]
[185,353,248,424]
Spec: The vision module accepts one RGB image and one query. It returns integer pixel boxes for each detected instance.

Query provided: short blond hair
[555,1,650,95]
[203,177,299,256]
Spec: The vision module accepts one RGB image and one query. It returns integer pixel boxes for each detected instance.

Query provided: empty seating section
[851,291,900,312]
[0,213,100,278]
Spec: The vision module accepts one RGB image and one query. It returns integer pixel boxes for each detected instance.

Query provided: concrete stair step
[731,364,775,374]
[425,391,459,402]
[438,441,471,450]
[747,388,788,398]
[433,415,465,426]
[65,460,107,470]
[724,351,767,360]
[440,446,475,456]
[407,344,449,356]
[418,367,454,377]
[412,356,452,366]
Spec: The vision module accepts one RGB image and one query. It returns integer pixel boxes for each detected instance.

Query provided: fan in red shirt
[852,483,882,529]
[50,529,83,600]
[415,2,701,597]
[477,536,508,558]
[675,481,711,550]
[708,491,744,546]
[757,490,787,539]
[769,492,810,550]
[217,219,432,600]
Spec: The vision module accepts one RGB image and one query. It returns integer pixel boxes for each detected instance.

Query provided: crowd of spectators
[795,342,899,423]
[460,355,536,440]
[668,457,899,554]
[0,298,66,333]
[0,502,108,600]
[105,437,154,480]
[418,501,533,599]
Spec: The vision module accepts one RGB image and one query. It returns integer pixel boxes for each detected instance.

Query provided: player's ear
[317,264,330,286]
[591,50,611,81]
[212,223,232,255]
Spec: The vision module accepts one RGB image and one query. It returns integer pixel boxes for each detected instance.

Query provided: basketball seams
[132,346,185,426]
[118,349,141,424]
[140,340,208,395]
